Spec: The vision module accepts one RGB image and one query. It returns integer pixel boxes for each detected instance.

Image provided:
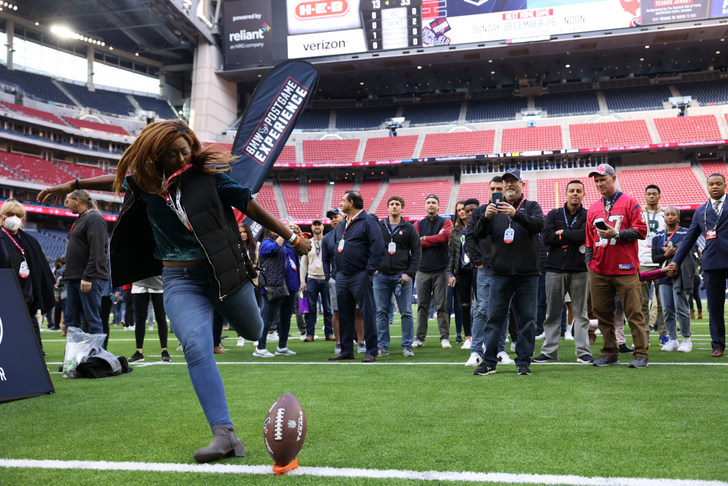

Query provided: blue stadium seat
[133,94,177,119]
[58,82,135,116]
[336,106,398,131]
[675,79,728,106]
[0,64,75,105]
[403,102,460,126]
[603,85,672,112]
[536,91,599,117]
[295,109,330,131]
[466,97,528,122]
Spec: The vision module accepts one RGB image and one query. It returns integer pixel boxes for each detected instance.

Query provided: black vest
[418,215,449,272]
[110,168,250,301]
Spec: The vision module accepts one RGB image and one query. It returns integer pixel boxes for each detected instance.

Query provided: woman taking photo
[0,199,56,353]
[38,120,310,463]
[253,225,301,357]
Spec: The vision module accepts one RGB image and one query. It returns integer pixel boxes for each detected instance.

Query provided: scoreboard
[362,1,422,51]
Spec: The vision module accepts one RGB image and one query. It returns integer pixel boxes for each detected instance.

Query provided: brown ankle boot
[60,323,67,337]
[690,309,695,319]
[193,424,246,463]
[698,310,703,320]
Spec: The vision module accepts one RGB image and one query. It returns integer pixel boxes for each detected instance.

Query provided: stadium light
[565,64,570,68]
[51,26,104,46]
[645,45,650,49]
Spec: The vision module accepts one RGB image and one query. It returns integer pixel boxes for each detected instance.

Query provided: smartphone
[595,221,609,230]
[492,192,503,204]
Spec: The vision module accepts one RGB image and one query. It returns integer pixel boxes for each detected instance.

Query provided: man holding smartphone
[585,164,649,368]
[471,169,544,376]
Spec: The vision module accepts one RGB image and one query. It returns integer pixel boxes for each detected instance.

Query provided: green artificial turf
[2,306,727,485]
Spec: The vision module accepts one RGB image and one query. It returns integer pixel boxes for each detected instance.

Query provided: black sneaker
[473,363,497,376]
[161,350,171,362]
[593,355,619,367]
[577,354,595,364]
[129,351,144,363]
[532,354,558,363]
[628,356,649,368]
[619,344,634,353]
[455,334,463,344]
[517,365,532,375]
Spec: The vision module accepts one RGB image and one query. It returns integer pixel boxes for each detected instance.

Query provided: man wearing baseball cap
[585,163,649,368]
[471,168,544,377]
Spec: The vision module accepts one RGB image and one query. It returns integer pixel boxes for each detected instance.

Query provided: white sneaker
[661,339,679,352]
[565,324,573,337]
[441,339,452,349]
[461,338,472,350]
[300,333,307,341]
[595,328,601,335]
[176,343,183,351]
[129,325,136,331]
[510,342,516,353]
[148,324,153,331]
[535,332,546,340]
[677,338,693,353]
[589,319,599,330]
[505,336,509,343]
[268,331,279,340]
[275,347,296,356]
[236,337,245,347]
[565,326,574,341]
[465,352,481,367]
[252,348,275,357]
[253,341,259,346]
[497,351,515,364]
[412,339,425,348]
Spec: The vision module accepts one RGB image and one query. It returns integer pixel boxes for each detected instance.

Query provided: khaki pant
[589,270,648,359]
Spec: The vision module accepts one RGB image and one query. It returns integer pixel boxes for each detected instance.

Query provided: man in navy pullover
[328,191,386,362]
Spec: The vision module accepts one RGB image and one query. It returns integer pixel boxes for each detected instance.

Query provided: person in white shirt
[300,220,334,342]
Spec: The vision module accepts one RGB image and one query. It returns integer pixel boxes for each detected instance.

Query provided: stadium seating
[0,64,75,105]
[675,79,728,106]
[61,116,130,137]
[654,115,722,143]
[295,109,330,131]
[277,145,296,163]
[280,180,326,219]
[0,163,18,180]
[39,227,69,242]
[466,97,528,122]
[359,179,383,212]
[373,179,453,217]
[201,141,233,152]
[403,102,460,126]
[618,167,704,206]
[1,101,65,125]
[0,150,74,185]
[254,184,279,217]
[603,85,672,112]
[420,130,495,158]
[501,125,562,153]
[54,160,111,179]
[569,120,652,148]
[335,106,398,131]
[331,180,355,210]
[25,229,66,261]
[58,82,135,116]
[699,159,728,181]
[537,176,599,211]
[133,94,177,119]
[456,181,492,207]
[303,139,359,163]
[536,91,599,117]
[362,135,418,161]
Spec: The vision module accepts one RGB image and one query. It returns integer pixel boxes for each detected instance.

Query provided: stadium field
[2,310,727,486]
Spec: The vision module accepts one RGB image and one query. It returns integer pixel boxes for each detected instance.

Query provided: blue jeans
[373,273,414,349]
[305,278,332,337]
[65,278,106,334]
[337,270,378,357]
[260,292,295,349]
[163,263,263,430]
[472,267,491,357]
[658,283,691,341]
[483,275,539,367]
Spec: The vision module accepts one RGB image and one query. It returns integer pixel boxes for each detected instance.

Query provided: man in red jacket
[585,164,649,368]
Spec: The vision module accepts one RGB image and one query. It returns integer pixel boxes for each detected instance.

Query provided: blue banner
[0,269,54,403]
[231,60,319,194]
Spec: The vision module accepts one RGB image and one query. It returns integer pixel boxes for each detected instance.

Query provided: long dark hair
[454,200,467,230]
[239,223,257,264]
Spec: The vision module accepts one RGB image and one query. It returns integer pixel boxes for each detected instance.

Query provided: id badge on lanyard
[388,241,396,255]
[18,260,29,278]
[338,238,345,253]
[504,227,515,244]
[315,259,322,269]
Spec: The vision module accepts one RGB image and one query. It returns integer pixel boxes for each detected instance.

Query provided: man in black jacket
[533,180,593,364]
[374,196,422,357]
[472,169,545,376]
[328,191,385,363]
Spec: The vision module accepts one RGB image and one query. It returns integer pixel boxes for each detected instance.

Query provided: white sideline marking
[0,459,725,486]
[128,361,728,367]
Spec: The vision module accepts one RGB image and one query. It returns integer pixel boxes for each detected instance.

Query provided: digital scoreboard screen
[362,1,422,51]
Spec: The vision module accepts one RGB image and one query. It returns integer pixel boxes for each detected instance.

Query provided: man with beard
[300,219,334,342]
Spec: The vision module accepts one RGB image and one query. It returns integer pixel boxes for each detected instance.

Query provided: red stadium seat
[699,160,728,182]
[280,180,327,219]
[569,120,652,148]
[420,131,495,158]
[1,101,65,125]
[54,160,111,179]
[458,179,530,206]
[373,179,453,217]
[618,167,704,206]
[303,139,359,163]
[61,116,131,137]
[536,176,598,212]
[255,184,280,218]
[654,115,722,143]
[0,151,77,186]
[277,145,296,163]
[362,135,418,161]
[501,126,562,153]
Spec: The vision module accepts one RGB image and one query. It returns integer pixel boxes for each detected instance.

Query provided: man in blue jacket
[329,191,386,362]
[669,173,728,357]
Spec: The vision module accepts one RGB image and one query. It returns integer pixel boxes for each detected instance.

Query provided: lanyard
[67,208,89,239]
[384,217,400,242]
[704,200,722,232]
[646,209,659,223]
[342,211,363,238]
[507,198,526,228]
[602,191,622,219]
[665,227,679,246]
[160,164,195,232]
[562,206,580,230]
[314,239,321,257]
[2,227,24,257]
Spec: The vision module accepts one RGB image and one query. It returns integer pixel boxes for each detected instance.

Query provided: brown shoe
[328,354,354,361]
[304,336,314,342]
[698,311,703,320]
[193,424,245,463]
[711,347,724,358]
[325,335,336,341]
[690,309,695,319]
[214,346,227,355]
[362,354,376,363]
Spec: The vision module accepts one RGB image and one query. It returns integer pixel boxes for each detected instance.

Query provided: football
[263,392,307,466]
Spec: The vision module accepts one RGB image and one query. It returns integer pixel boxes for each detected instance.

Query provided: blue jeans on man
[373,273,414,350]
[305,278,333,337]
[65,278,106,334]
[482,275,539,368]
